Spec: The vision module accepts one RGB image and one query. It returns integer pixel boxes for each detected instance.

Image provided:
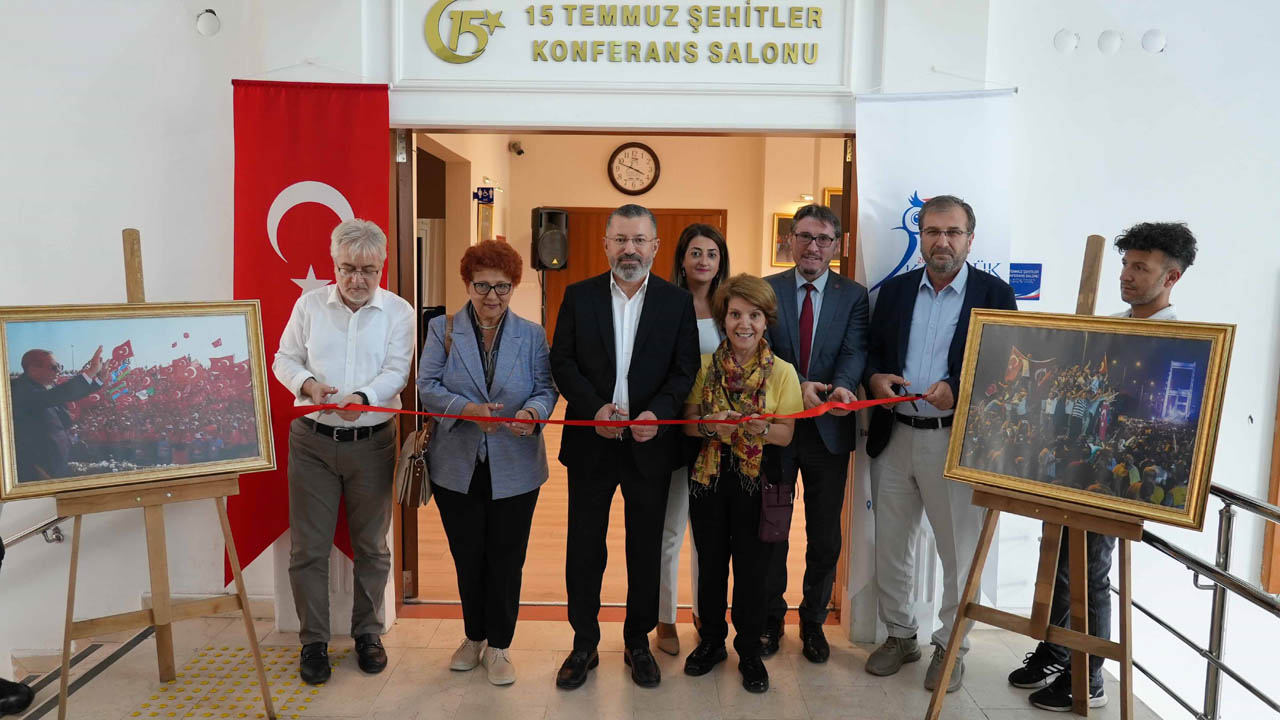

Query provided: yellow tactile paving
[125,644,351,720]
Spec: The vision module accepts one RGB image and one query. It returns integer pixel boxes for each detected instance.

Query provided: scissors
[893,384,920,413]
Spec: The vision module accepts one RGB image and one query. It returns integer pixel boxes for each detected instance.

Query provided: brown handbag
[757,446,793,543]
[394,316,453,506]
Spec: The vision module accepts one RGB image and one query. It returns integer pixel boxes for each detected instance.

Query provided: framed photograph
[822,186,843,223]
[477,203,494,242]
[945,310,1234,530]
[1,301,275,500]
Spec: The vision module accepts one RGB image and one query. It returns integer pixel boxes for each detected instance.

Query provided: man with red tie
[761,204,869,663]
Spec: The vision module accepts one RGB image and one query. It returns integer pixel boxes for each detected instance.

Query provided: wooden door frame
[389,128,860,615]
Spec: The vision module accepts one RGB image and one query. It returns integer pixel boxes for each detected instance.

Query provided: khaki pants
[287,418,396,645]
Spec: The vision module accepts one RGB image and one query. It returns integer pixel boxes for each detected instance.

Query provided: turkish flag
[210,354,235,372]
[230,80,389,584]
[112,340,134,363]
[212,338,223,348]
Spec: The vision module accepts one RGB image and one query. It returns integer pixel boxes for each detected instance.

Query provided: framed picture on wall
[0,301,276,500]
[477,203,494,242]
[944,310,1234,530]
[770,213,795,267]
[822,186,843,222]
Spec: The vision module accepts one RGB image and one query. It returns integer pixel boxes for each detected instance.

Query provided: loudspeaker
[531,207,568,270]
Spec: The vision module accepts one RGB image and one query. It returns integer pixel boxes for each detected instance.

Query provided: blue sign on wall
[1010,263,1042,300]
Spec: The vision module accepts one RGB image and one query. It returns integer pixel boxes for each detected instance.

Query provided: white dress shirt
[1112,305,1177,321]
[610,272,650,410]
[793,268,830,354]
[273,285,415,427]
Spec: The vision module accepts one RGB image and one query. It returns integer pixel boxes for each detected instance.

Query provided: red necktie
[799,283,814,376]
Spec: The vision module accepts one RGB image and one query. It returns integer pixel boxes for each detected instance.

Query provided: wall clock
[607,142,660,195]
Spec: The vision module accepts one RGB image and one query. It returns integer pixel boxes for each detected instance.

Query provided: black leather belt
[894,413,954,430]
[300,417,391,442]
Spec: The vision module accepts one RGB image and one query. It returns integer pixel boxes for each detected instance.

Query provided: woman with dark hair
[681,273,802,692]
[418,240,558,686]
[656,223,729,655]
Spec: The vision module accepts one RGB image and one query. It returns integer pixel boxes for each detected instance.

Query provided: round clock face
[608,142,660,195]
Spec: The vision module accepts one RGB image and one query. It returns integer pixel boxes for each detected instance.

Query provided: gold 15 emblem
[424,0,504,64]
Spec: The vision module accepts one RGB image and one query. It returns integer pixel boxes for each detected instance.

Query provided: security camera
[508,141,525,156]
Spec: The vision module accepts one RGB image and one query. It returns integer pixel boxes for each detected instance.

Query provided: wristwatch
[698,415,717,439]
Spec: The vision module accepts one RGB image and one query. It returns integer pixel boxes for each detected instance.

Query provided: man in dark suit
[862,195,1017,693]
[761,203,869,664]
[10,346,108,481]
[550,204,700,690]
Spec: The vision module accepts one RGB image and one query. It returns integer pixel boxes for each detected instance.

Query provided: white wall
[981,2,1280,717]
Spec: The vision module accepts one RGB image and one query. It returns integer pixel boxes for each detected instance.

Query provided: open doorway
[398,130,856,623]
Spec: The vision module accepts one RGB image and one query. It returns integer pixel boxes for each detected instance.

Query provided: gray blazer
[417,307,559,499]
[764,269,869,455]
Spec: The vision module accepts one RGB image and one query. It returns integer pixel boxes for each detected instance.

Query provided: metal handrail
[1129,483,1280,720]
[1,515,67,549]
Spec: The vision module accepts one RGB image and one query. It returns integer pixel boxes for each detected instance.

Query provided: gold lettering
[662,41,679,61]
[753,5,768,26]
[803,43,818,64]
[664,5,679,26]
[621,5,641,25]
[532,40,548,61]
[746,41,758,63]
[644,6,660,26]
[600,5,617,24]
[782,42,798,63]
[688,5,702,32]
[707,5,721,26]
[807,7,821,28]
[724,6,740,26]
[790,6,802,27]
[771,7,784,27]
[684,41,698,62]
[626,40,642,61]
[709,41,723,62]
[726,42,742,62]
[609,40,623,61]
[572,40,588,60]
[761,42,778,63]
[551,40,568,61]
[592,40,607,60]
[562,4,578,26]
[582,4,594,25]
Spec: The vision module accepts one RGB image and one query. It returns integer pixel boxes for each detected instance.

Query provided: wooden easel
[53,230,275,720]
[927,234,1141,719]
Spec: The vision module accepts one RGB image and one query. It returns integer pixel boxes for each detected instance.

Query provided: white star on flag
[291,265,332,293]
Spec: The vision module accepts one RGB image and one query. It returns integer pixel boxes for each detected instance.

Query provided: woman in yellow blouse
[680,273,803,693]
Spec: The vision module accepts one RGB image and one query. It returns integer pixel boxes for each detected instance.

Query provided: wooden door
[540,207,726,341]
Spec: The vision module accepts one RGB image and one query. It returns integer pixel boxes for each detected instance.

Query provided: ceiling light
[196,9,221,38]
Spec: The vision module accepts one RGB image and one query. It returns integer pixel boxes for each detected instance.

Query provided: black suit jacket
[10,373,96,481]
[863,264,1018,456]
[764,269,869,455]
[550,271,700,480]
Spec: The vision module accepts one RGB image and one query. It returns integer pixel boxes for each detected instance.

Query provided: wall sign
[395,1,853,94]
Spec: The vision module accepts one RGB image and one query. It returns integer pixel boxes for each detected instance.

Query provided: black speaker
[531,207,568,270]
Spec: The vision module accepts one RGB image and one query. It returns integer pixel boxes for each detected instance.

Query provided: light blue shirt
[793,268,830,353]
[901,264,968,417]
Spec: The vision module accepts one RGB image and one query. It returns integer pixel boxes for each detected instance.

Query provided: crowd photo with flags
[959,324,1214,510]
[5,313,259,481]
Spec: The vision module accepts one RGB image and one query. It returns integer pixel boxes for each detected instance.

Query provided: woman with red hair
[418,240,558,686]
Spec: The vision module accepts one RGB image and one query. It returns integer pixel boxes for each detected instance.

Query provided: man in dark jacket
[10,346,107,481]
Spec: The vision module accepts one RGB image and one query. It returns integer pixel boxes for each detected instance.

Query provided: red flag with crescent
[230,80,389,584]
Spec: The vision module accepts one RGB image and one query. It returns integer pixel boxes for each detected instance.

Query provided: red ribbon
[296,394,924,427]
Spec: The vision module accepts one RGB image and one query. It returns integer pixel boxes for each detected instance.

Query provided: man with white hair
[273,219,414,685]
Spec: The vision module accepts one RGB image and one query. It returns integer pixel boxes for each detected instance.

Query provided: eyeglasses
[793,232,837,248]
[607,236,653,248]
[336,265,381,278]
[472,281,513,296]
[921,228,971,241]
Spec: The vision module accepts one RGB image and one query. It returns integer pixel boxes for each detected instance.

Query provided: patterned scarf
[691,338,773,493]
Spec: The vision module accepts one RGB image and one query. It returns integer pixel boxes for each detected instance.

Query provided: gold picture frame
[477,203,494,243]
[822,186,843,223]
[1,301,276,500]
[945,310,1234,530]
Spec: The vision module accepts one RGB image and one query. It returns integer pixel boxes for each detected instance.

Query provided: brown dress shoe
[656,622,680,656]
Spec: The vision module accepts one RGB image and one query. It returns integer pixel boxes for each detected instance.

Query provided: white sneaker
[450,639,485,671]
[484,646,516,686]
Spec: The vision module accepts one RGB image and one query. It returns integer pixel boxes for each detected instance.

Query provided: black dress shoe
[556,649,599,689]
[759,617,783,658]
[800,621,830,664]
[739,655,770,693]
[0,677,35,716]
[623,647,661,688]
[299,642,331,685]
[355,633,388,674]
[683,641,728,676]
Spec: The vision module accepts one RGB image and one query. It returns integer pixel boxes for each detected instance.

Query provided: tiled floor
[29,616,1162,720]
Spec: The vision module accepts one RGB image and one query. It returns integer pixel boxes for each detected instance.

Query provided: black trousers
[566,446,671,651]
[1039,529,1116,686]
[433,461,540,649]
[689,463,776,659]
[765,420,849,625]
